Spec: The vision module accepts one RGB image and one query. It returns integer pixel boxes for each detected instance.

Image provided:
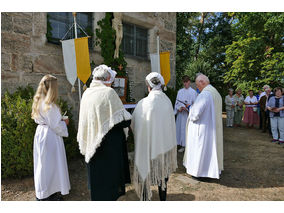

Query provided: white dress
[183,90,220,179]
[174,87,197,147]
[33,102,70,199]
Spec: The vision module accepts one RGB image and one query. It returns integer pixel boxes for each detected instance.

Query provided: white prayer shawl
[77,80,132,163]
[131,90,177,200]
[203,84,224,171]
[33,102,70,199]
[183,90,220,179]
[174,87,198,147]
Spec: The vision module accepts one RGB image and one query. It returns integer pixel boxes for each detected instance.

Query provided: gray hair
[263,85,270,90]
[228,88,234,92]
[93,65,110,81]
[196,73,210,84]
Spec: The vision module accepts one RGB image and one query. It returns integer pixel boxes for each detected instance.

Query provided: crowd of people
[30,64,282,202]
[224,85,284,146]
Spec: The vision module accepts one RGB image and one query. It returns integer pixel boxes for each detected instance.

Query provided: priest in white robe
[174,75,197,152]
[183,74,223,179]
[131,72,177,201]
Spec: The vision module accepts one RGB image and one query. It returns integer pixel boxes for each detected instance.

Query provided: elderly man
[131,72,177,201]
[260,85,270,99]
[259,87,272,133]
[259,85,271,129]
[77,64,132,201]
[183,74,223,179]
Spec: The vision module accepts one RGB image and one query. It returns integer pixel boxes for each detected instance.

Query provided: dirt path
[2,119,284,201]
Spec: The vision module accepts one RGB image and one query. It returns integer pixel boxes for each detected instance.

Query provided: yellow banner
[159,52,171,85]
[74,37,91,84]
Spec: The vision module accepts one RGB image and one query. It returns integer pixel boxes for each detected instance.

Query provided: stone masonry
[1,12,176,124]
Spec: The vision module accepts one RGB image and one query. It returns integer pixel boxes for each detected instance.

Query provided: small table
[123,103,137,114]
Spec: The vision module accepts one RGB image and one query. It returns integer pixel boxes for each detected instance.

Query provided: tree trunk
[194,12,208,61]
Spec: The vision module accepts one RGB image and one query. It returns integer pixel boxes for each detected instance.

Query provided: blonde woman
[32,75,70,201]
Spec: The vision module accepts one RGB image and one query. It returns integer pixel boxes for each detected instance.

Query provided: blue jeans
[270,117,284,141]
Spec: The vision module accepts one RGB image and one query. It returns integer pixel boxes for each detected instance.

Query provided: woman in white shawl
[131,72,178,201]
[32,74,70,201]
[77,64,132,201]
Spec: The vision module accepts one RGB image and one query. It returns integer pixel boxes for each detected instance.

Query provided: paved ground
[2,118,284,201]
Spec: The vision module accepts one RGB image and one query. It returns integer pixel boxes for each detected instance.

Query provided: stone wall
[122,12,176,101]
[1,12,81,122]
[1,12,176,123]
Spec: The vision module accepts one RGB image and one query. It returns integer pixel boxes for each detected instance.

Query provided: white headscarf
[92,64,117,84]
[145,72,165,91]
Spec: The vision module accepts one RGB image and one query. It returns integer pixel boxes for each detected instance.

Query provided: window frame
[122,22,149,60]
[46,12,93,48]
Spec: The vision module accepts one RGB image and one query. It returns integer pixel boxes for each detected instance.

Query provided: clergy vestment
[33,102,70,199]
[77,80,132,201]
[183,85,223,179]
[174,87,197,147]
[203,84,224,172]
[131,89,178,200]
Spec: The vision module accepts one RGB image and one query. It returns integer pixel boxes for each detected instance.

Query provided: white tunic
[183,90,220,179]
[174,87,197,147]
[33,102,70,199]
[203,85,224,171]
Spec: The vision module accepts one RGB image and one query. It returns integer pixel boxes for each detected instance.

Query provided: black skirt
[87,120,131,201]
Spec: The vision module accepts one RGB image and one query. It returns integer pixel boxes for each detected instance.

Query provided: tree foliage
[177,12,233,97]
[177,12,284,98]
[223,12,284,93]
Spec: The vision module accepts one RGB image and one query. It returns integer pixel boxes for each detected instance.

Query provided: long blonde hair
[31,74,58,119]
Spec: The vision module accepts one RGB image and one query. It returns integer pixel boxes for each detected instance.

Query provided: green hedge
[1,86,80,179]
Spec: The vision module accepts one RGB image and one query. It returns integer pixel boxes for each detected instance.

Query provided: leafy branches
[223,13,284,92]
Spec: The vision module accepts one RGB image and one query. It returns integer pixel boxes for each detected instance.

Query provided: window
[47,12,93,46]
[122,23,148,58]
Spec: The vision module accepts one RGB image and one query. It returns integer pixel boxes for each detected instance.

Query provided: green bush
[1,86,79,179]
[57,97,80,162]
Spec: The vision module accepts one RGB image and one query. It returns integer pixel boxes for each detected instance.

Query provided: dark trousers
[36,192,62,201]
[260,110,268,132]
[143,178,168,201]
[158,178,168,201]
[259,110,263,129]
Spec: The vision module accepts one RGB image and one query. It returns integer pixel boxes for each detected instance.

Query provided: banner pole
[73,12,82,103]
[157,31,160,74]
